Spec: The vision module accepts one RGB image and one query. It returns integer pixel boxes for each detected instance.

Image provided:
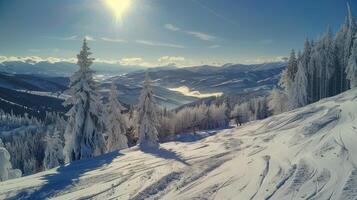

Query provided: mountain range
[0,60,286,113]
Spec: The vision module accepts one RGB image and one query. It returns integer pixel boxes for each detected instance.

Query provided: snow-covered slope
[1,89,357,199]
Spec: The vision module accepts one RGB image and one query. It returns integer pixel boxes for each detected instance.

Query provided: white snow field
[2,89,357,200]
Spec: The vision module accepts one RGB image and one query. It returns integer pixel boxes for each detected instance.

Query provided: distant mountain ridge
[111,62,286,107]
[0,60,146,77]
[0,61,286,111]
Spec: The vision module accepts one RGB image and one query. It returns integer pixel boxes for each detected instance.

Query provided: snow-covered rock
[1,88,357,199]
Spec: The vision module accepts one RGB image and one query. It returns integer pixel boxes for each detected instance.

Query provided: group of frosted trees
[231,97,268,123]
[0,111,65,180]
[158,103,229,136]
[62,39,232,163]
[62,39,161,163]
[269,5,357,114]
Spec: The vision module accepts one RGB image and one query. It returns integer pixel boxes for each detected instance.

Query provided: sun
[104,0,132,23]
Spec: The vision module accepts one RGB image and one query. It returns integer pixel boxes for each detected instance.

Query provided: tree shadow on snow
[9,151,122,200]
[140,145,190,166]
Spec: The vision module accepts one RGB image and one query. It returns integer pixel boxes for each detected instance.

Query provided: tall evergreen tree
[291,61,308,108]
[280,49,298,109]
[106,82,128,152]
[43,129,64,170]
[137,73,159,148]
[346,32,357,88]
[342,3,356,90]
[63,39,106,162]
[267,88,288,115]
[287,49,298,82]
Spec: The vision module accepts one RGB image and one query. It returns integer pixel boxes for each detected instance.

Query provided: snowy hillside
[1,88,357,200]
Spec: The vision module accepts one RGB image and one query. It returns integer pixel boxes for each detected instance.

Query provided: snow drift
[1,89,357,199]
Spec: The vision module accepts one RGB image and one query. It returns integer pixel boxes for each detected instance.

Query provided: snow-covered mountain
[107,62,286,108]
[0,72,67,118]
[116,62,286,95]
[0,60,145,77]
[0,61,286,109]
[1,87,356,199]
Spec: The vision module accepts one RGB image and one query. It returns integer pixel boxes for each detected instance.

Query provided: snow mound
[2,89,357,199]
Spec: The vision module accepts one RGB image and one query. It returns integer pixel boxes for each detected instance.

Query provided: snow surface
[2,89,357,199]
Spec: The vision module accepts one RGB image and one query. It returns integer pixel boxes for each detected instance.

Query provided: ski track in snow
[2,89,357,199]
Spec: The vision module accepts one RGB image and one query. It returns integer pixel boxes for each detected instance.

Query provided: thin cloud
[120,57,143,64]
[50,35,94,41]
[136,40,185,48]
[243,56,287,64]
[46,35,78,41]
[0,55,76,64]
[85,35,95,41]
[164,24,180,31]
[62,35,78,40]
[101,37,127,43]
[185,31,216,41]
[158,56,185,62]
[164,23,217,42]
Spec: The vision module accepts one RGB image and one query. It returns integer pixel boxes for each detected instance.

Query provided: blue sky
[0,0,355,67]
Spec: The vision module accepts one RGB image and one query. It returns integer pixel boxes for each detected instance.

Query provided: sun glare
[104,0,132,23]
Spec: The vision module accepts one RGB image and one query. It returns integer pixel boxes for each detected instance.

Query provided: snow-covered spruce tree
[291,61,308,109]
[137,73,159,148]
[280,49,298,110]
[106,82,128,152]
[43,129,64,170]
[347,33,357,88]
[267,88,288,115]
[126,105,138,146]
[0,139,22,182]
[334,3,357,92]
[321,28,336,99]
[63,39,106,162]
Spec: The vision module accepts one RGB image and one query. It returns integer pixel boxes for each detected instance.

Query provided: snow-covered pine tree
[334,3,357,92]
[346,32,357,88]
[0,139,22,182]
[286,49,298,84]
[137,73,159,148]
[344,2,357,90]
[299,39,314,102]
[106,82,128,152]
[308,27,336,101]
[63,39,106,162]
[43,129,64,170]
[267,88,288,115]
[280,49,298,110]
[291,61,308,108]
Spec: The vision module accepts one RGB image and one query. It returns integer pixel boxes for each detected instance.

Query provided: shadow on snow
[9,130,221,199]
[139,145,190,166]
[9,151,122,200]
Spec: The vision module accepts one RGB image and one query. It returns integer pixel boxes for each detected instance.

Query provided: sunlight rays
[104,0,132,24]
